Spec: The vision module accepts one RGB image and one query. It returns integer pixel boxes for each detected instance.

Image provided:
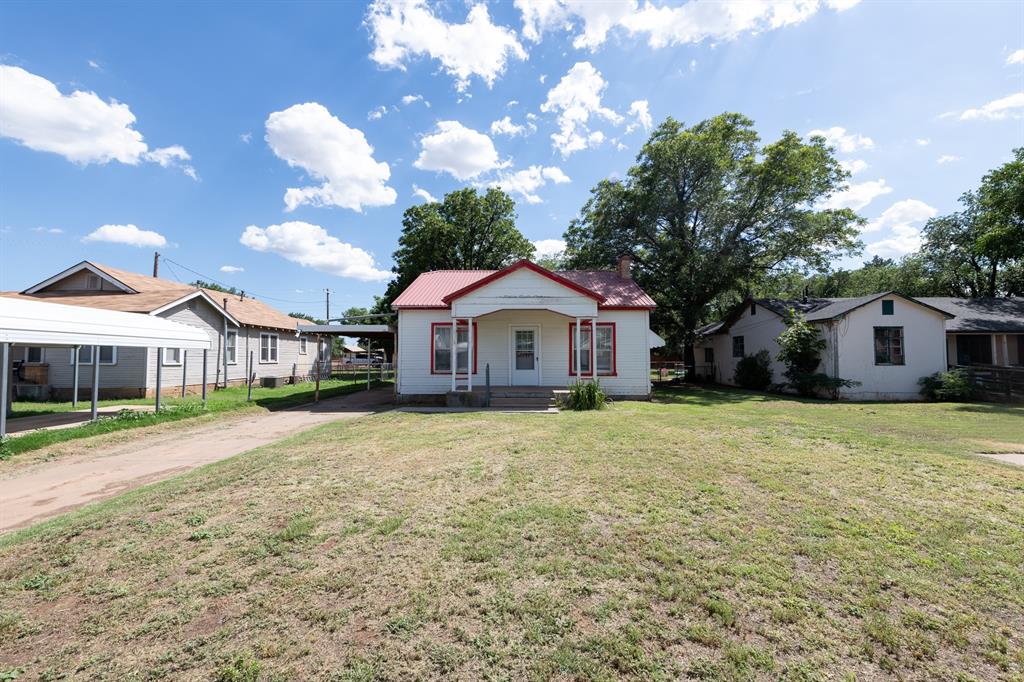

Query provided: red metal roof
[392,262,656,309]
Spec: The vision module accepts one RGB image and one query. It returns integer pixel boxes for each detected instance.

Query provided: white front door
[510,326,541,385]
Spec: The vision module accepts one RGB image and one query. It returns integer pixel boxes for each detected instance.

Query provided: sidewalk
[0,388,393,533]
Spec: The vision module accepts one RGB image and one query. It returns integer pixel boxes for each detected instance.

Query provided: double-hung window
[570,323,615,376]
[260,333,278,363]
[299,336,308,355]
[432,322,474,374]
[732,336,745,358]
[163,348,182,365]
[24,347,44,363]
[73,346,116,365]
[225,330,238,364]
[874,327,905,365]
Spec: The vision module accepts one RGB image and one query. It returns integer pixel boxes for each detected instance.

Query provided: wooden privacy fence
[954,365,1024,403]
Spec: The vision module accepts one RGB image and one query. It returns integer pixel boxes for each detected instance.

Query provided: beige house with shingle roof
[3,261,324,399]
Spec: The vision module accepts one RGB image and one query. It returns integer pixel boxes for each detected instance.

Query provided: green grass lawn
[1,388,1022,680]
[2,378,386,460]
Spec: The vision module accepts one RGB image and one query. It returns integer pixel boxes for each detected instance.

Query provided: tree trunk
[683,342,696,382]
[988,261,998,297]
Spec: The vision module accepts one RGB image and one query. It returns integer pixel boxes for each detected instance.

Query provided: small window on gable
[86,274,101,290]
[882,299,894,315]
[750,302,757,316]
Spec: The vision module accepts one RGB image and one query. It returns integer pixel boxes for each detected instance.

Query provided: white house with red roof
[391,256,662,404]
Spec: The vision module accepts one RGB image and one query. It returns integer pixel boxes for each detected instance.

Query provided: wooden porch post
[71,345,80,407]
[1002,334,1011,367]
[574,317,581,381]
[91,345,100,421]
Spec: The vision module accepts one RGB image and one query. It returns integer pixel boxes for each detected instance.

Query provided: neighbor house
[695,293,954,400]
[918,297,1024,368]
[3,261,323,399]
[391,257,662,403]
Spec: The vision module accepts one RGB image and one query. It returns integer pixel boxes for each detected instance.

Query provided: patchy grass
[0,387,1022,679]
[1,378,387,460]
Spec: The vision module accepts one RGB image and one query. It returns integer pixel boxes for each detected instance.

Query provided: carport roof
[0,297,212,349]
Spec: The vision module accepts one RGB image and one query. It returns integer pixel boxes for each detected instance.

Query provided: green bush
[777,312,859,398]
[563,380,608,410]
[919,368,975,401]
[733,350,773,390]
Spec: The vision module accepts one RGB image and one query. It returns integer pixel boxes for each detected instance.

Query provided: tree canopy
[376,187,535,311]
[563,113,862,358]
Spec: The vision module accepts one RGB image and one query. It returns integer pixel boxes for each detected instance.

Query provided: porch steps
[488,388,567,409]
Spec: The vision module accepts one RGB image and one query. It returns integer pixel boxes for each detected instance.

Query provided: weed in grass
[703,597,737,629]
[376,515,405,535]
[214,656,260,682]
[276,515,315,543]
[21,573,54,592]
[188,529,212,541]
[185,513,207,528]
[0,668,24,681]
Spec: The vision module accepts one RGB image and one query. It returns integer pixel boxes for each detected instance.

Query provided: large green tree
[563,113,862,364]
[376,187,535,311]
[921,148,1024,297]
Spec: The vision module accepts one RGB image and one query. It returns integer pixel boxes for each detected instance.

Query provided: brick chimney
[617,253,632,280]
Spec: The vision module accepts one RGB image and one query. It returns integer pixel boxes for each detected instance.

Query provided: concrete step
[490,396,557,408]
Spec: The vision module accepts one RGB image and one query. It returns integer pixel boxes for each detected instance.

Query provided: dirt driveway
[0,388,393,533]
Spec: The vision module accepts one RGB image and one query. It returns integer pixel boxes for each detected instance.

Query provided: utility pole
[152,252,160,278]
[325,288,331,323]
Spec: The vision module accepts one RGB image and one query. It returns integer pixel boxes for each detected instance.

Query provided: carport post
[155,348,163,413]
[366,339,372,391]
[181,349,188,398]
[201,349,208,406]
[314,335,321,404]
[90,345,100,421]
[0,342,9,438]
[72,345,80,407]
[247,350,254,402]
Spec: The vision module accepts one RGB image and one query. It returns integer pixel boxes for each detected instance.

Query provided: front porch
[446,385,568,409]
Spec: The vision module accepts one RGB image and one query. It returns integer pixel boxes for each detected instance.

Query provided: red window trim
[430,321,479,375]
[568,321,616,377]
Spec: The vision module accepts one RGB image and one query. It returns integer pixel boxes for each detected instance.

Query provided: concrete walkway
[0,388,393,533]
[978,452,1024,467]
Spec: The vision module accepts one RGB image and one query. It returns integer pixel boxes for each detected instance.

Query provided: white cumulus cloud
[516,0,858,50]
[412,184,438,203]
[915,138,930,146]
[83,224,167,248]
[937,154,961,165]
[0,65,195,178]
[414,120,506,180]
[532,238,567,258]
[807,126,874,153]
[864,199,937,258]
[823,178,892,211]
[490,165,571,204]
[265,102,397,212]
[401,93,429,107]
[840,159,868,175]
[367,105,388,121]
[541,61,622,157]
[240,221,390,282]
[490,115,534,137]
[219,265,244,273]
[1007,49,1024,65]
[625,100,652,134]
[959,92,1024,121]
[366,0,526,91]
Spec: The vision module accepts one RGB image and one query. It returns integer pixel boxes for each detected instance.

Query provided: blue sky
[1,0,1022,319]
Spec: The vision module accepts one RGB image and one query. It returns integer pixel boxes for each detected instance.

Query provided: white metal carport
[1,298,212,437]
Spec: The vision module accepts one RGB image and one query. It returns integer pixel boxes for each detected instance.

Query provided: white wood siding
[397,308,651,396]
[835,298,947,400]
[450,268,598,318]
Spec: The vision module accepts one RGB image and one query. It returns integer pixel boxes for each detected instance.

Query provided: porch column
[1002,334,1011,367]
[451,317,457,392]
[574,317,581,381]
[155,348,162,413]
[992,335,999,366]
[181,349,188,397]
[72,345,80,407]
[0,342,9,438]
[90,345,100,421]
[467,317,474,391]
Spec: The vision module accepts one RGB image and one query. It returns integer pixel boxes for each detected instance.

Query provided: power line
[160,257,324,304]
